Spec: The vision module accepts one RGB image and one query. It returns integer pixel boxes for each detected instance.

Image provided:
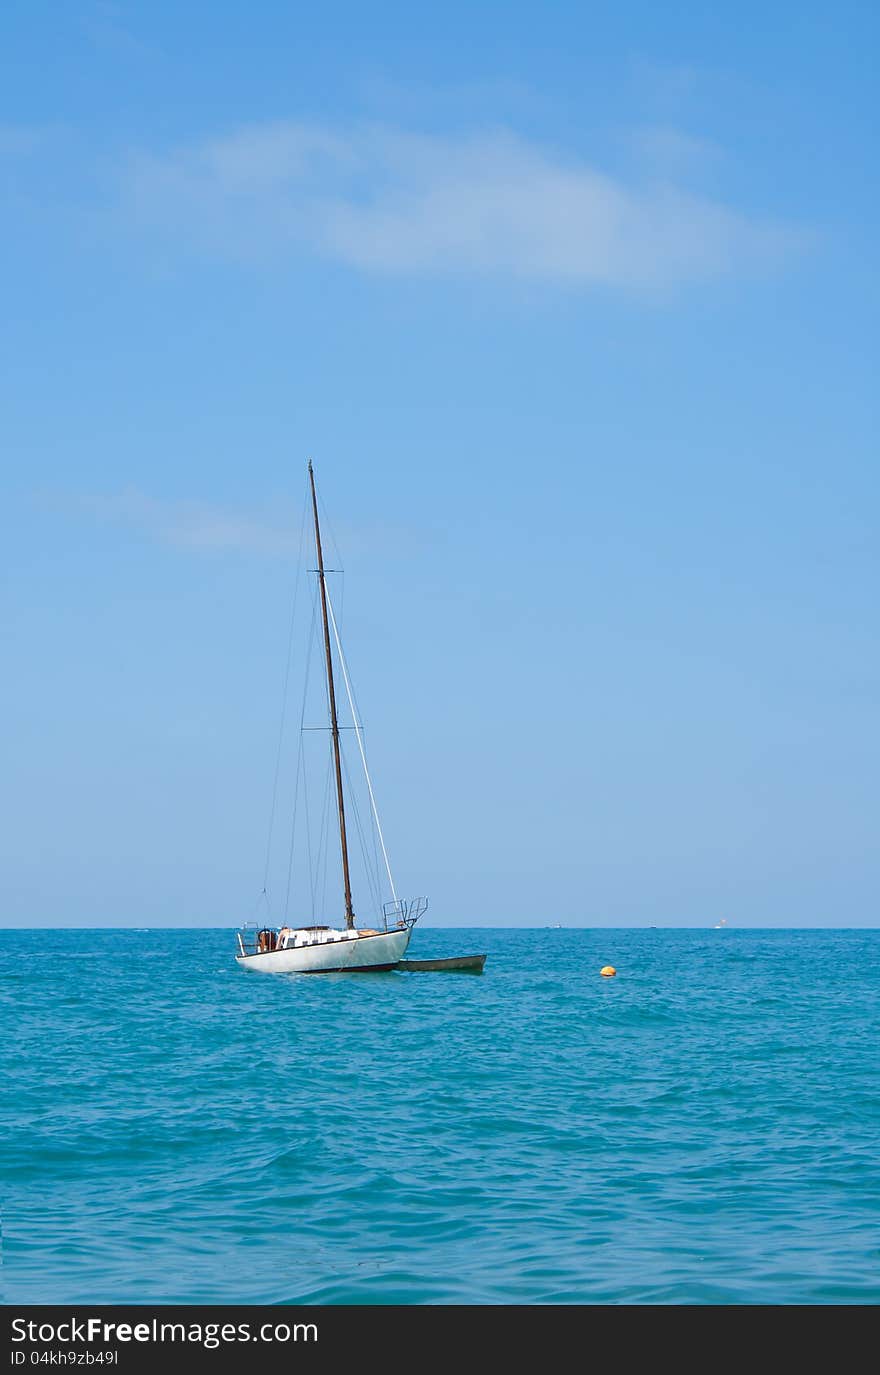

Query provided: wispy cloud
[627,125,720,177]
[627,57,702,111]
[43,487,423,563]
[55,488,298,556]
[122,120,805,289]
[79,1,159,61]
[0,124,48,158]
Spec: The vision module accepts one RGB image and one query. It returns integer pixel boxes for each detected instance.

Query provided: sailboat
[235,461,426,974]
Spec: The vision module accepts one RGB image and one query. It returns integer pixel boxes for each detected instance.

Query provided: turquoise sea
[3,926,879,1305]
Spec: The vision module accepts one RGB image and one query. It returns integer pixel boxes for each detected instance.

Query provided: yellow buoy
[600,965,616,977]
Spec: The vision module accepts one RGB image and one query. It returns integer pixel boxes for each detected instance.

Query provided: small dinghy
[397,954,486,973]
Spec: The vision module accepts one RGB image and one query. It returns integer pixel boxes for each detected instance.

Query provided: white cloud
[627,125,719,177]
[0,125,47,158]
[122,120,803,289]
[65,488,298,556]
[45,487,420,563]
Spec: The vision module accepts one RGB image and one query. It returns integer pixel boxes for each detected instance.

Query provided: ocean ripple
[3,926,879,1304]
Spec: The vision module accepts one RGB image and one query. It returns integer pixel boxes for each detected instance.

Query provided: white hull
[236,926,411,975]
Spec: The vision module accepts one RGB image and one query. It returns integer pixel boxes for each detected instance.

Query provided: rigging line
[346,730,382,916]
[313,556,350,925]
[283,731,305,923]
[316,735,334,924]
[284,585,320,921]
[360,742,385,913]
[325,584,398,904]
[316,488,346,627]
[369,783,383,916]
[316,487,345,584]
[340,742,382,920]
[339,740,371,911]
[307,634,335,925]
[336,646,382,900]
[303,591,325,923]
[262,486,310,896]
[312,589,330,925]
[249,887,271,923]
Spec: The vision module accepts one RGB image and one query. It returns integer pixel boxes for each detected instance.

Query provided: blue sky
[2,1,877,927]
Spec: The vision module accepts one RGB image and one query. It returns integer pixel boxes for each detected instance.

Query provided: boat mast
[308,460,356,930]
